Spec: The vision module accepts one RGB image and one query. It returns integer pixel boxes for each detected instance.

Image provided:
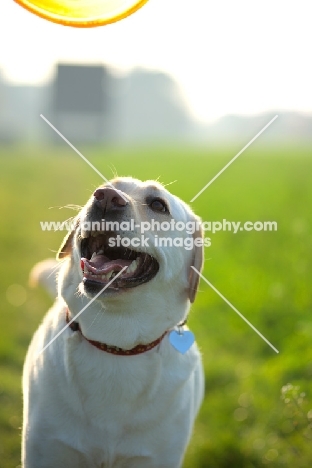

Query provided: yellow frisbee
[14,0,149,27]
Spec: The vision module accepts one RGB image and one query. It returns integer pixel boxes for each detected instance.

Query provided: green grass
[0,143,311,467]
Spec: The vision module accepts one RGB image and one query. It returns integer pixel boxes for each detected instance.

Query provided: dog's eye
[149,199,169,213]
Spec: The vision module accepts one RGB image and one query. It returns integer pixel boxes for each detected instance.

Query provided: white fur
[22,178,204,468]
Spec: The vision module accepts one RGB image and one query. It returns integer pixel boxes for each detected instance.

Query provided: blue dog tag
[169,330,195,354]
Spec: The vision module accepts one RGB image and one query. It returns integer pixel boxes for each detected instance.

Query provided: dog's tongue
[81,254,131,274]
[89,254,110,270]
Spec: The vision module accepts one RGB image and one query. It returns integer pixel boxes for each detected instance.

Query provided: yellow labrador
[22,178,204,468]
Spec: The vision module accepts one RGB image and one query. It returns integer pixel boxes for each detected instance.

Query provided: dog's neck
[65,308,168,356]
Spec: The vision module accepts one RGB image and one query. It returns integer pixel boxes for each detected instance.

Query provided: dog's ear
[57,219,79,260]
[188,221,204,303]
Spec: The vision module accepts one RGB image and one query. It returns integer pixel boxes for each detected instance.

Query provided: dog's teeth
[90,249,104,259]
[98,271,113,281]
[127,260,138,273]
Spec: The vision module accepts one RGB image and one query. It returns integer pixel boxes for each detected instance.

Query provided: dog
[22,177,204,468]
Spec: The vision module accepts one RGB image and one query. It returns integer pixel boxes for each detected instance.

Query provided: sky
[0,0,312,122]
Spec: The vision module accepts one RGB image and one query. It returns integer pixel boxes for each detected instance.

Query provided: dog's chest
[53,335,195,464]
[24,307,202,467]
[63,334,172,424]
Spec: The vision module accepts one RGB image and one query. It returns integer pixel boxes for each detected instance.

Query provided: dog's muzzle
[79,186,159,293]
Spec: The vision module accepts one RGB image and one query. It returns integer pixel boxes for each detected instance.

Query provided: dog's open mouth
[80,232,159,291]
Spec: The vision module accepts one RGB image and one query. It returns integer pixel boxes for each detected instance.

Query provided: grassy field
[0,143,311,467]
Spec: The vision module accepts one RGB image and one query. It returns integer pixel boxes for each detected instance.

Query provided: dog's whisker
[63,204,83,211]
[56,221,76,233]
[163,180,177,188]
[108,164,118,179]
[48,205,83,212]
[47,262,62,280]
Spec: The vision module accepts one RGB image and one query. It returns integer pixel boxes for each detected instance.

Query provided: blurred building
[0,73,50,143]
[0,65,312,145]
[52,64,110,144]
[113,69,192,142]
[0,64,194,145]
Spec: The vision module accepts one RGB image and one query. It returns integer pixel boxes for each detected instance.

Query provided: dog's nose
[93,187,128,211]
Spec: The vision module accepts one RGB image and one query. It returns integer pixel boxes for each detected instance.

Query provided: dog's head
[57,178,203,344]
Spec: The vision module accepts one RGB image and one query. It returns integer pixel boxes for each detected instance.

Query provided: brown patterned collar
[66,309,167,356]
